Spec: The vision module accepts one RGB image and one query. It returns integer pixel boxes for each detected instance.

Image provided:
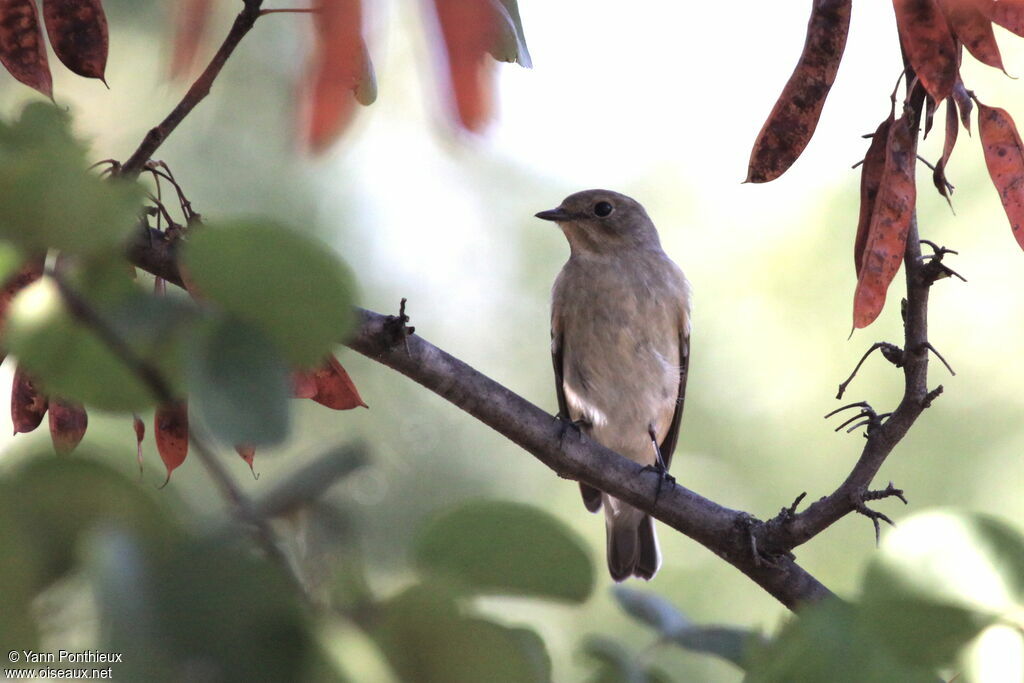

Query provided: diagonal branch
[118,235,832,609]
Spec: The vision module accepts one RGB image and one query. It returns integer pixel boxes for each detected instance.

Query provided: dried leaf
[312,354,367,410]
[235,444,257,478]
[302,0,375,152]
[893,0,959,102]
[978,101,1024,250]
[41,0,108,82]
[155,401,189,486]
[48,397,87,454]
[985,0,1024,36]
[290,370,318,399]
[169,0,214,80]
[938,0,1005,71]
[855,116,894,276]
[430,0,499,132]
[746,0,851,183]
[933,97,960,200]
[133,412,145,475]
[953,77,973,131]
[0,0,53,97]
[853,114,917,329]
[11,365,47,434]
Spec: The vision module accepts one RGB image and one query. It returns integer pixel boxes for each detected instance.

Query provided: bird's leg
[641,425,676,504]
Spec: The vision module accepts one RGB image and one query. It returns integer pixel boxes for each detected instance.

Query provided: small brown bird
[538,189,691,581]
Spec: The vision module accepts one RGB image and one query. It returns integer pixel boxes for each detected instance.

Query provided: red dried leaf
[953,77,973,131]
[855,116,894,276]
[235,444,258,478]
[0,255,44,334]
[48,397,87,454]
[169,0,214,81]
[985,0,1024,36]
[133,413,145,475]
[11,366,47,434]
[938,0,1005,71]
[978,102,1024,250]
[155,401,189,486]
[312,354,367,410]
[430,0,500,132]
[0,0,53,97]
[301,0,375,152]
[746,0,851,183]
[291,370,318,399]
[933,97,960,200]
[893,0,959,102]
[41,0,108,82]
[853,114,918,329]
[924,94,937,138]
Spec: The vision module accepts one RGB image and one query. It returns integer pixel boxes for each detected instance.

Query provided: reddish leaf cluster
[0,0,108,97]
[750,0,1024,328]
[146,354,366,486]
[169,0,530,151]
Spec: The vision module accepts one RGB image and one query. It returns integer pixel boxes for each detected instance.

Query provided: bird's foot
[640,461,676,506]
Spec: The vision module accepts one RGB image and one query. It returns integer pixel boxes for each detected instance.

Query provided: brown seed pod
[11,365,47,434]
[41,0,108,82]
[746,0,852,183]
[978,102,1024,251]
[155,401,189,487]
[0,0,53,97]
[853,114,917,329]
[48,397,87,454]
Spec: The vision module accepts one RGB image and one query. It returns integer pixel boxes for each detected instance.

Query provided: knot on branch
[919,239,967,286]
[382,298,415,353]
[739,512,794,569]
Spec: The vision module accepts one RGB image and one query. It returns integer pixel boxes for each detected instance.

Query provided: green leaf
[182,219,357,367]
[414,500,594,602]
[580,636,650,683]
[186,316,291,447]
[88,534,340,682]
[0,455,176,596]
[612,587,758,669]
[744,598,938,683]
[0,241,24,285]
[5,277,190,411]
[370,584,550,683]
[860,509,1024,667]
[4,278,190,411]
[0,103,144,255]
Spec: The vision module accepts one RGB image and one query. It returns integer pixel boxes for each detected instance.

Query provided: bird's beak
[535,207,573,222]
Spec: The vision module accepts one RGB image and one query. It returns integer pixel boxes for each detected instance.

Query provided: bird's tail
[604,497,661,581]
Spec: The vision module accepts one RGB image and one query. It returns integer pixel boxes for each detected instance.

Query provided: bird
[537,189,691,581]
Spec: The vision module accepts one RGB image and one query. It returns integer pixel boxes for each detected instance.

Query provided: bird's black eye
[593,201,614,217]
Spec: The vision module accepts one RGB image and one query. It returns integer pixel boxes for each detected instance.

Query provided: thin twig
[120,0,266,176]
[52,272,301,591]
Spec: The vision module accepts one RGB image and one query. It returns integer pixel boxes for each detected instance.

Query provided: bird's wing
[658,328,690,471]
[551,330,571,422]
[553,317,603,513]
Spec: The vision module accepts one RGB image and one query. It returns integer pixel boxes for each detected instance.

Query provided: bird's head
[535,189,660,255]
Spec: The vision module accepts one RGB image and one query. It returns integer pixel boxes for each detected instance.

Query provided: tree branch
[118,236,833,609]
[119,0,266,176]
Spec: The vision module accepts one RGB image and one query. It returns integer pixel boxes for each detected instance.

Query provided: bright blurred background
[1,1,1022,680]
